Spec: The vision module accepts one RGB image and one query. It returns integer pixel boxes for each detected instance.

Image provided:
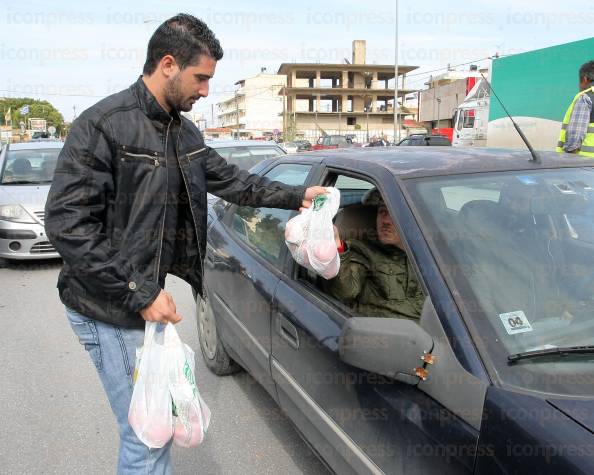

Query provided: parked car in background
[397,134,452,146]
[312,135,360,151]
[363,137,390,147]
[0,140,63,263]
[280,140,313,154]
[198,146,594,474]
[279,142,299,154]
[206,139,287,205]
[208,139,286,170]
[294,140,312,151]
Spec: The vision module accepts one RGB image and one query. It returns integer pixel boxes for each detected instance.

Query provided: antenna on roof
[479,72,541,164]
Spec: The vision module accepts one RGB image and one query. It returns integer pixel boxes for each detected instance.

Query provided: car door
[270,169,481,474]
[205,162,315,397]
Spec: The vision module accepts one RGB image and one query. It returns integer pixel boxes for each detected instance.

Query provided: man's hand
[301,186,328,209]
[140,289,183,324]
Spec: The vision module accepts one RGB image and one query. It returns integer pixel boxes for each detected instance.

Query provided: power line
[405,56,495,79]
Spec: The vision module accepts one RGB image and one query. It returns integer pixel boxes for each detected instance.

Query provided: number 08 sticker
[499,311,533,335]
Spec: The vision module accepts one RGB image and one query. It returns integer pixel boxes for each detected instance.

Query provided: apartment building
[217,72,286,137]
[277,40,418,142]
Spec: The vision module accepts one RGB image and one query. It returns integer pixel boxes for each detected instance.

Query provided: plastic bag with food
[285,187,341,279]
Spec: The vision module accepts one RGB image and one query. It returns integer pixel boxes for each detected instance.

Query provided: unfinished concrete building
[277,40,418,142]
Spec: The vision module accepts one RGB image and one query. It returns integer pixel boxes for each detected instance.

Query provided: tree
[0,98,65,136]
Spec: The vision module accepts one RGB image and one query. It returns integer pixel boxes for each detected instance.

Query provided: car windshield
[1,148,60,184]
[214,146,284,170]
[408,168,594,395]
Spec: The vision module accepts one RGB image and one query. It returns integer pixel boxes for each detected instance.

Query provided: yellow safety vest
[557,86,594,158]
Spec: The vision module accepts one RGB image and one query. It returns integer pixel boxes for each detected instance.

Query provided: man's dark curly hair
[143,13,223,75]
[579,61,594,83]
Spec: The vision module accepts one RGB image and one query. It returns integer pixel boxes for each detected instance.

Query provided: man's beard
[164,74,193,112]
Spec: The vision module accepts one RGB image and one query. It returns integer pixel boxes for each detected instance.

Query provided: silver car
[0,140,62,261]
[208,139,286,169]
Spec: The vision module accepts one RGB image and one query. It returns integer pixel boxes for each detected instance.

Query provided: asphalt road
[0,258,329,475]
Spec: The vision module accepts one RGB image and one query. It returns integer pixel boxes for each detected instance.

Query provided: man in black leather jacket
[45,14,325,473]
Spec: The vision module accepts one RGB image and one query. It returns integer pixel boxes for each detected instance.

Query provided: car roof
[7,140,64,150]
[207,140,284,148]
[276,147,593,179]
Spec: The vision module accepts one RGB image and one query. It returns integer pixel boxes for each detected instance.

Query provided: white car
[279,142,299,154]
[0,140,63,262]
[208,139,286,169]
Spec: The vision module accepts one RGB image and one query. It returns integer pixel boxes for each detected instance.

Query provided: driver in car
[326,188,425,320]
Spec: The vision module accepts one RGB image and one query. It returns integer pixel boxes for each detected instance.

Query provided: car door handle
[277,313,299,350]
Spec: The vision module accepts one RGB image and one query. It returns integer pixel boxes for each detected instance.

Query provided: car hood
[0,184,51,209]
[548,398,594,435]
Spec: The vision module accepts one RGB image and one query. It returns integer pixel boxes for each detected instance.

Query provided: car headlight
[0,204,36,223]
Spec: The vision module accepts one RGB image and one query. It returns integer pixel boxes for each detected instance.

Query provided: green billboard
[490,37,594,123]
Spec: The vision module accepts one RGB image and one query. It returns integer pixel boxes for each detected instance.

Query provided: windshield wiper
[508,345,594,364]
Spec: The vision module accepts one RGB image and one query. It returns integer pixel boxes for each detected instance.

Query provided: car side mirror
[338,317,434,385]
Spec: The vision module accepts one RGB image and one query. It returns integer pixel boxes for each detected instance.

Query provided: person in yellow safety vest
[557,61,594,157]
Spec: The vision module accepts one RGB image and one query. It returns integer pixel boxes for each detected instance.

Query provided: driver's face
[377,205,403,249]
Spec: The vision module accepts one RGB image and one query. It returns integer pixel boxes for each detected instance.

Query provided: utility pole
[235,91,239,139]
[393,0,400,144]
[283,86,287,140]
[436,97,442,133]
[211,104,215,129]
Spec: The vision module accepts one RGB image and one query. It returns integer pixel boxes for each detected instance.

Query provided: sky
[1,0,594,123]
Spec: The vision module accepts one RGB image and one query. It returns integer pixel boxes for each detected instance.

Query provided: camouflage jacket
[325,239,425,320]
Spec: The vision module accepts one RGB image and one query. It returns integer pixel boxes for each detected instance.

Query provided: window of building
[347,117,357,126]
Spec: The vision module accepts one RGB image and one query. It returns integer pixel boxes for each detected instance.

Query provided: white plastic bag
[285,187,341,279]
[168,332,211,448]
[128,322,174,448]
[128,322,211,449]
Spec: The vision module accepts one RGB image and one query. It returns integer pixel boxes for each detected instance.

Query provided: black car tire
[195,295,242,376]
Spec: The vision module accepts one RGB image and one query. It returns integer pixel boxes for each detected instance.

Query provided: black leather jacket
[45,78,305,328]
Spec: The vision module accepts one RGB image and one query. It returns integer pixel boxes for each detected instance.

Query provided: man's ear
[159,55,179,79]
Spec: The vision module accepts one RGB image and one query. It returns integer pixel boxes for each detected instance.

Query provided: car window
[455,109,476,130]
[431,137,451,146]
[298,172,425,321]
[1,148,61,184]
[213,145,285,171]
[227,163,312,267]
[335,175,374,207]
[408,169,594,395]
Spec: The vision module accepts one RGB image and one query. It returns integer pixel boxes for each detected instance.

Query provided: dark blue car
[197,147,594,474]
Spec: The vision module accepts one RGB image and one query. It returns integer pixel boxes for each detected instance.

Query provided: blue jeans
[65,306,173,475]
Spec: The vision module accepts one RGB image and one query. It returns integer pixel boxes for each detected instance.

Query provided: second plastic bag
[128,322,175,448]
[285,187,341,279]
[128,322,211,449]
